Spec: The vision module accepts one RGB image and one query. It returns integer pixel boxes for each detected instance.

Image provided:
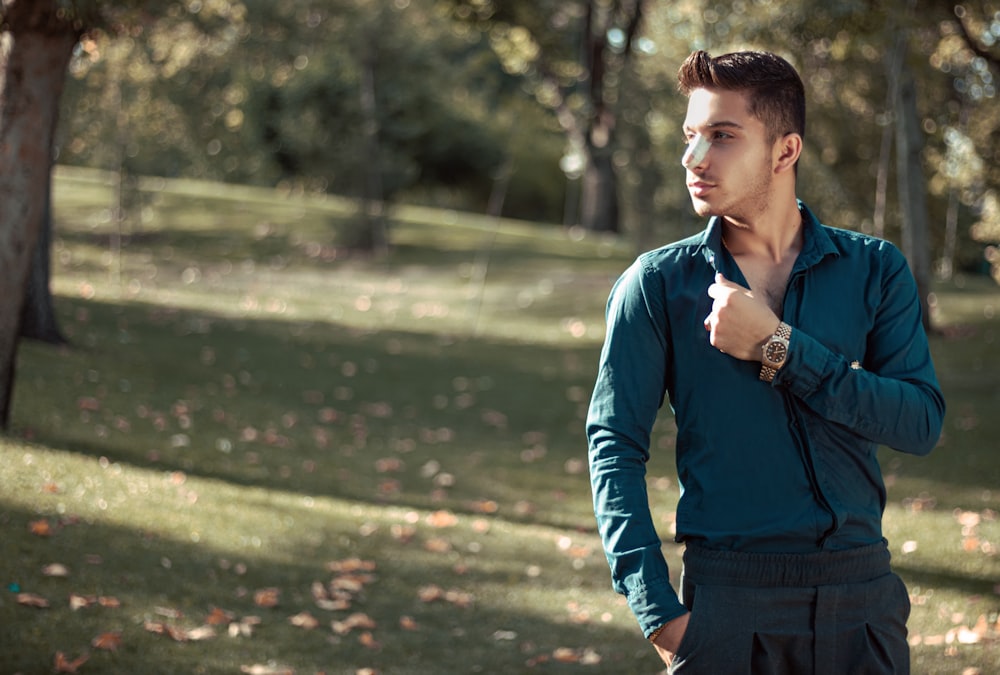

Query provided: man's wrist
[648,612,690,654]
[759,321,792,382]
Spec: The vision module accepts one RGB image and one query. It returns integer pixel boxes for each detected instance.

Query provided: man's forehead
[683,87,754,129]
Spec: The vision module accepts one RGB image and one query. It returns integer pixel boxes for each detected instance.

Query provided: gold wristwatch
[759,321,792,382]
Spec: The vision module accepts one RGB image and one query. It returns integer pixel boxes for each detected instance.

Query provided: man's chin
[690,199,718,218]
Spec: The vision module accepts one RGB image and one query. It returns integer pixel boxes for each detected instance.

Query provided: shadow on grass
[0,502,655,675]
[14,295,604,534]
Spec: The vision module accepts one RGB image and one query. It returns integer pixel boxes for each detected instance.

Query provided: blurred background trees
[51,0,1000,281]
[0,0,995,428]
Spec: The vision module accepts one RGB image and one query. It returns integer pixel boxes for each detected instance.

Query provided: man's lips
[687,181,715,197]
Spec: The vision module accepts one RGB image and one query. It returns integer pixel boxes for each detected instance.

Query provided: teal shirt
[586,203,945,636]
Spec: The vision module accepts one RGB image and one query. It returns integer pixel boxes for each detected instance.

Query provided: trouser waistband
[682,539,892,588]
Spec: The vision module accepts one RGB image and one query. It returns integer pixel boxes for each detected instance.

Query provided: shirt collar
[695,200,839,270]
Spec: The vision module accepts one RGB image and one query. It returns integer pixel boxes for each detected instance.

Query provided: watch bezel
[764,338,788,367]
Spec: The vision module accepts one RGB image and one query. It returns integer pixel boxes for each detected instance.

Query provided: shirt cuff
[772,328,831,396]
[625,577,688,638]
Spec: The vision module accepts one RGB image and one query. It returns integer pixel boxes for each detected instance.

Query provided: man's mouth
[688,181,715,197]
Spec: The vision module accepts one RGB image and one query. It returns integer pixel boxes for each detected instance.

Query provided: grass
[1,165,998,673]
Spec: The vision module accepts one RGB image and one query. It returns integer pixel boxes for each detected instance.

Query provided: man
[586,50,945,674]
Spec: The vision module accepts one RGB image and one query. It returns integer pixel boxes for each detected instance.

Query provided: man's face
[682,87,776,222]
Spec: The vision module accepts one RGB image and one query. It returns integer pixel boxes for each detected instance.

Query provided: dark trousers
[668,541,910,675]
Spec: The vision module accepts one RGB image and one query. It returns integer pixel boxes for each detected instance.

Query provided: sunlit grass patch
[1,169,997,673]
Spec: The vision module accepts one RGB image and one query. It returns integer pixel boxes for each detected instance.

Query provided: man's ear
[774,133,802,174]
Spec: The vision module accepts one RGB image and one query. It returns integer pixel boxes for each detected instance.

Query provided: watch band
[759,322,792,383]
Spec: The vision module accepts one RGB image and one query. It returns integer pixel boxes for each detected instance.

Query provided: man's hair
[677,50,806,145]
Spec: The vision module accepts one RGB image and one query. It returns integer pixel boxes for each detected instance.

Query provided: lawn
[0,165,997,674]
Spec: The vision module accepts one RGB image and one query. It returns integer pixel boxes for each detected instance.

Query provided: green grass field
[1,166,998,674]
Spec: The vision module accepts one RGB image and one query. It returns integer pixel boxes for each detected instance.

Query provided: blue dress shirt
[586,202,946,636]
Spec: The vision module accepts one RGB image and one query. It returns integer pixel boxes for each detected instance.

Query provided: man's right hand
[651,612,691,666]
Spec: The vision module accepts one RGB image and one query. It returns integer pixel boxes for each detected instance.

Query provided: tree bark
[579,151,619,232]
[20,178,66,345]
[0,1,79,427]
[893,63,933,332]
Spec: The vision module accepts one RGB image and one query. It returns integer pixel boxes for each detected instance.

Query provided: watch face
[766,341,787,364]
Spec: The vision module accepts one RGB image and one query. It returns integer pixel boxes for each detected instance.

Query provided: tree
[446,0,646,233]
[0,0,244,428]
[0,1,82,428]
[20,183,66,345]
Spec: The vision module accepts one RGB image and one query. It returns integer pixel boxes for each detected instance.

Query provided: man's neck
[722,198,803,264]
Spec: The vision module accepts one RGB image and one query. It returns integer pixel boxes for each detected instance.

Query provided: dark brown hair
[677,50,806,145]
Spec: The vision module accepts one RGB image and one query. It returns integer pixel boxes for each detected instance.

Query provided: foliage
[57,0,567,223]
[2,168,999,674]
[50,1,1000,270]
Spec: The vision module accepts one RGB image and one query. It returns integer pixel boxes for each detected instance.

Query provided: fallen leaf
[29,519,53,537]
[185,625,217,641]
[69,594,92,611]
[417,585,443,603]
[325,558,376,573]
[254,587,281,608]
[315,596,352,612]
[240,665,294,675]
[957,627,981,644]
[358,631,381,649]
[399,615,419,631]
[91,631,123,651]
[17,592,49,608]
[553,647,580,663]
[228,615,262,638]
[426,510,458,528]
[144,621,188,642]
[53,652,89,673]
[206,606,234,625]
[42,563,70,577]
[289,612,320,629]
[424,537,452,553]
[331,612,377,635]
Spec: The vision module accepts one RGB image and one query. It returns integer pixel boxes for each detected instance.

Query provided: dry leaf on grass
[206,606,235,625]
[425,510,458,528]
[358,631,381,650]
[228,615,262,638]
[91,631,123,651]
[331,612,377,635]
[240,665,295,675]
[29,519,53,537]
[289,611,320,629]
[417,585,473,608]
[53,652,89,673]
[41,563,70,577]
[325,558,376,574]
[16,592,49,608]
[144,620,191,642]
[254,587,281,608]
[67,593,119,611]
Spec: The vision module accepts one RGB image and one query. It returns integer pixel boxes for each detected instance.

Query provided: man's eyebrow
[684,120,744,132]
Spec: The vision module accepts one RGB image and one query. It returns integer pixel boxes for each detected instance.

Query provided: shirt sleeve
[774,244,945,455]
[586,259,688,636]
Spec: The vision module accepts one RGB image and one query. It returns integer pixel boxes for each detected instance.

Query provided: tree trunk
[579,151,619,232]
[358,43,387,255]
[20,177,66,345]
[0,1,79,428]
[893,64,933,332]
